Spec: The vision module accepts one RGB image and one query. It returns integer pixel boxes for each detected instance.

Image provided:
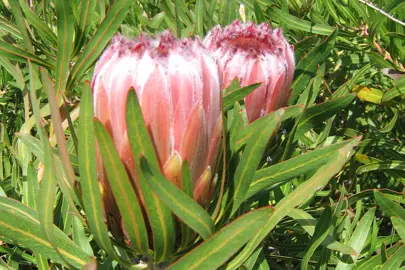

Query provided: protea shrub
[204,20,295,123]
[91,31,222,249]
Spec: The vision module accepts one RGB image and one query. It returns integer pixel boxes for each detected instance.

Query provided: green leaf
[226,137,361,269]
[140,157,214,240]
[219,0,237,26]
[268,8,335,35]
[356,160,405,174]
[73,0,97,56]
[78,83,116,258]
[27,62,62,264]
[0,57,25,89]
[168,207,273,270]
[180,161,195,248]
[55,0,74,95]
[94,120,149,253]
[68,0,133,89]
[380,244,405,270]
[8,0,33,52]
[374,190,405,220]
[336,208,376,269]
[247,138,359,200]
[195,0,205,36]
[0,17,21,39]
[223,83,261,112]
[382,75,405,102]
[295,94,356,139]
[18,0,57,46]
[0,197,93,269]
[289,30,338,104]
[0,41,54,69]
[72,215,93,257]
[288,209,355,255]
[235,108,282,151]
[301,207,332,270]
[391,216,405,241]
[231,109,284,214]
[125,90,175,262]
[355,242,402,270]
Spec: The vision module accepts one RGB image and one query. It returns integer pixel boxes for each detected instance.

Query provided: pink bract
[92,31,222,206]
[204,20,295,123]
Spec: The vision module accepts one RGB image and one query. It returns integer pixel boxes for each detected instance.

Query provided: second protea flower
[204,20,295,123]
[92,32,222,208]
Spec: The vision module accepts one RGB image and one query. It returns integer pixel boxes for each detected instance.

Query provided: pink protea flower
[92,32,222,207]
[204,20,295,123]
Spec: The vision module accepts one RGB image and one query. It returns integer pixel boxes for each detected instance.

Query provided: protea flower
[91,32,222,214]
[204,20,295,123]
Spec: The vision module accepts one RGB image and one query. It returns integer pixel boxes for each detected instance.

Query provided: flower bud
[92,32,222,207]
[204,20,295,123]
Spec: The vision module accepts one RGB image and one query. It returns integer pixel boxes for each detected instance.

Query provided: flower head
[204,20,295,122]
[92,32,222,207]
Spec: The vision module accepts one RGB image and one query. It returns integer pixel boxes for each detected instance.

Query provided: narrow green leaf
[295,94,356,139]
[180,161,195,248]
[219,0,237,26]
[356,160,405,174]
[288,209,355,255]
[94,120,149,253]
[223,83,261,112]
[0,17,21,39]
[0,197,93,269]
[381,245,405,270]
[289,30,338,104]
[232,109,284,214]
[18,0,57,46]
[78,83,117,258]
[8,0,33,52]
[125,90,174,262]
[195,0,205,36]
[301,207,332,270]
[226,137,361,269]
[55,0,74,95]
[68,0,133,89]
[0,41,54,69]
[391,216,405,241]
[356,242,402,270]
[374,190,405,220]
[0,57,25,89]
[268,8,335,35]
[72,215,94,257]
[28,63,66,265]
[140,157,214,240]
[336,208,376,269]
[247,138,358,200]
[73,0,97,55]
[168,207,272,270]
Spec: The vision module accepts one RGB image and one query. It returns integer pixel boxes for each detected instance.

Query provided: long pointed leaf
[68,0,133,89]
[168,207,272,270]
[226,137,361,269]
[140,157,214,240]
[94,120,149,253]
[125,90,175,261]
[231,109,284,214]
[0,197,93,268]
[78,83,117,258]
